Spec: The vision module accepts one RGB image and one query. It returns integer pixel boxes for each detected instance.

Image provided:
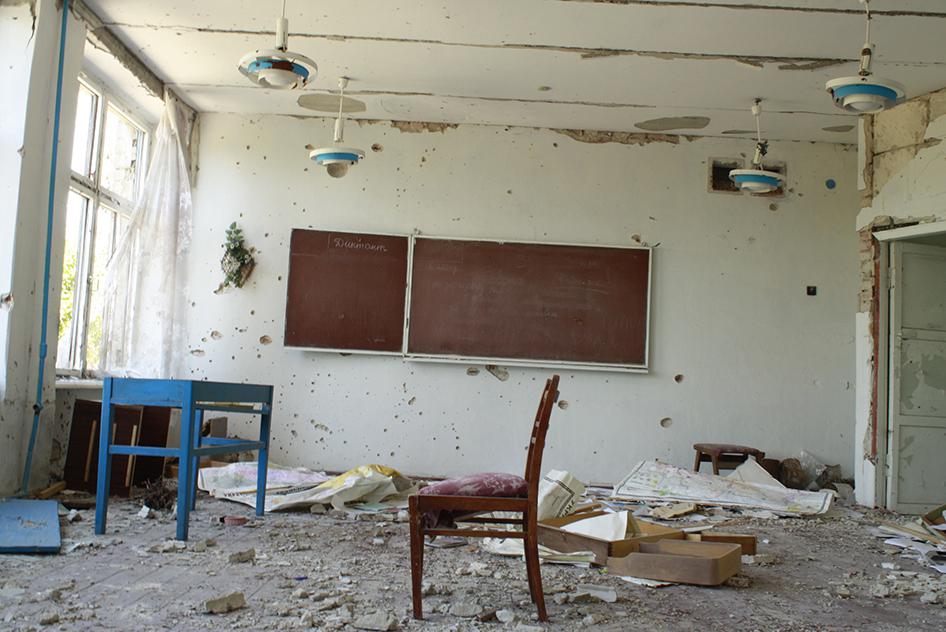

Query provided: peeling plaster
[389,121,458,134]
[555,129,691,146]
[635,116,710,132]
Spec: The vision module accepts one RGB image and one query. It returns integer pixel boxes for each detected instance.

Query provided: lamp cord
[864,0,871,46]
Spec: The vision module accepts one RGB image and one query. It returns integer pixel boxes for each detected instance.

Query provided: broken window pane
[100,105,143,202]
[84,205,122,372]
[70,84,98,178]
[57,191,90,370]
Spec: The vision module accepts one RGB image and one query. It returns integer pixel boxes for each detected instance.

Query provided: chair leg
[711,454,720,475]
[524,544,537,604]
[408,496,425,620]
[524,531,546,621]
[693,450,702,473]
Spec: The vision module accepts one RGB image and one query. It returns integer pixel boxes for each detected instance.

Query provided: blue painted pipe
[21,0,70,495]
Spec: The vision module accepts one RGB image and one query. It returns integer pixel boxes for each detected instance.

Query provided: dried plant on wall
[216,222,256,293]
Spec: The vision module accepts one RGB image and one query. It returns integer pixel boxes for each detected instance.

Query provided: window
[57,78,149,376]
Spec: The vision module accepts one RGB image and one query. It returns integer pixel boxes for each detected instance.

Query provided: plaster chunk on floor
[204,591,246,614]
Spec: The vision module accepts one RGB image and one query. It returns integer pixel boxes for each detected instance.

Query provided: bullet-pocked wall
[182,113,858,484]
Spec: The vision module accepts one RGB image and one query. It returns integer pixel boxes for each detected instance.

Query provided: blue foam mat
[0,498,61,554]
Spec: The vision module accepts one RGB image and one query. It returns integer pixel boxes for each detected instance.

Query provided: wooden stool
[693,443,765,475]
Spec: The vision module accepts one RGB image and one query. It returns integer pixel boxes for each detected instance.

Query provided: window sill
[55,377,104,390]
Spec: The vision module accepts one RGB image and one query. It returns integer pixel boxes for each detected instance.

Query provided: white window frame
[57,74,151,377]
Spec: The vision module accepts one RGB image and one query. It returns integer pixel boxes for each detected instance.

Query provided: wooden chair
[408,374,560,622]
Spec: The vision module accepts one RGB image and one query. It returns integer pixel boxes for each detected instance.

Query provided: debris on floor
[199,462,414,513]
[204,591,247,614]
[0,495,944,630]
[611,459,835,515]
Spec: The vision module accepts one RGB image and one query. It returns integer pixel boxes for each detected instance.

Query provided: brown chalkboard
[284,229,408,352]
[407,238,651,367]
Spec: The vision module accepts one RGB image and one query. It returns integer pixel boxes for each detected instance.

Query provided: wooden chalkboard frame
[403,235,652,373]
[284,229,652,373]
[283,229,413,356]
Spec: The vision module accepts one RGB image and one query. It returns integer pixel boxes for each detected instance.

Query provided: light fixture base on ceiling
[825,75,905,114]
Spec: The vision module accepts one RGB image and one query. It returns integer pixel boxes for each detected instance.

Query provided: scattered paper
[651,502,697,520]
[560,511,629,541]
[613,460,834,515]
[537,470,586,521]
[726,459,785,488]
[200,463,414,512]
[617,575,674,587]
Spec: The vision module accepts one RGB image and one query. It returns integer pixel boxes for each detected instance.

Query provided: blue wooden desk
[94,378,273,541]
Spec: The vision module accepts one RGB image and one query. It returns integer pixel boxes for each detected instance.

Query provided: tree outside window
[56,77,149,377]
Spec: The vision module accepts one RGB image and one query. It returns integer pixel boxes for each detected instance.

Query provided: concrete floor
[1,496,945,631]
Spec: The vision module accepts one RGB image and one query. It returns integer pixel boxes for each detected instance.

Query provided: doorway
[883,231,946,513]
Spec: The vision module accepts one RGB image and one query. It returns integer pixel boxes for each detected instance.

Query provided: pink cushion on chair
[419,472,527,528]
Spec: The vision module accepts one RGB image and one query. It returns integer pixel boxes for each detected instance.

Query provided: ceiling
[81,0,946,143]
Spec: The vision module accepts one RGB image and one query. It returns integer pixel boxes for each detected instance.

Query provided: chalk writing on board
[332,236,388,253]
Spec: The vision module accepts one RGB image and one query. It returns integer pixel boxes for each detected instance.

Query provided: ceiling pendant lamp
[238,0,317,90]
[825,0,904,114]
[309,78,365,178]
[730,99,784,194]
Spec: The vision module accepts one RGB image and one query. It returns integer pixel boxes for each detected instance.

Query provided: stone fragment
[352,610,398,631]
[778,458,806,489]
[496,609,517,623]
[725,575,753,588]
[229,548,256,563]
[449,601,484,617]
[149,540,186,553]
[476,609,498,622]
[571,585,617,603]
[204,591,246,614]
[38,611,59,625]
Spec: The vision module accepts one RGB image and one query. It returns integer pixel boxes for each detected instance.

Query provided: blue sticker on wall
[825,179,837,190]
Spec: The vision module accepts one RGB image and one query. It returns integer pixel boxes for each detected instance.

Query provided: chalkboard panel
[407,238,650,368]
[284,229,408,352]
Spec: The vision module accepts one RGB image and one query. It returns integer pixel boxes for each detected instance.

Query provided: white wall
[0,0,84,494]
[0,2,36,397]
[182,114,859,484]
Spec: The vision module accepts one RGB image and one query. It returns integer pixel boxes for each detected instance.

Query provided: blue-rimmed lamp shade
[309,147,365,178]
[826,76,905,114]
[238,49,317,90]
[729,169,783,193]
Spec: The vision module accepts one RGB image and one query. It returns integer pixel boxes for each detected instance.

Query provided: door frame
[873,220,946,509]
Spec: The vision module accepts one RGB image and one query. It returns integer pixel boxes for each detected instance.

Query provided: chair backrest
[524,374,560,500]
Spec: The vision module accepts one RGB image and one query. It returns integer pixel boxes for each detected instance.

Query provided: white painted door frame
[873,220,946,511]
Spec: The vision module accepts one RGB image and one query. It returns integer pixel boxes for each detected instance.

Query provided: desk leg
[255,398,272,517]
[176,401,195,541]
[94,379,115,535]
[189,408,202,511]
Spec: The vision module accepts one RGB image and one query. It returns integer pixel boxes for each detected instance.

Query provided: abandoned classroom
[2,0,946,630]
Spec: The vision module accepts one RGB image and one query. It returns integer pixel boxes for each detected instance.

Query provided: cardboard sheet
[560,511,629,541]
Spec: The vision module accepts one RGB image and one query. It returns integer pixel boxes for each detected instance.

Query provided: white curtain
[100,92,194,378]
